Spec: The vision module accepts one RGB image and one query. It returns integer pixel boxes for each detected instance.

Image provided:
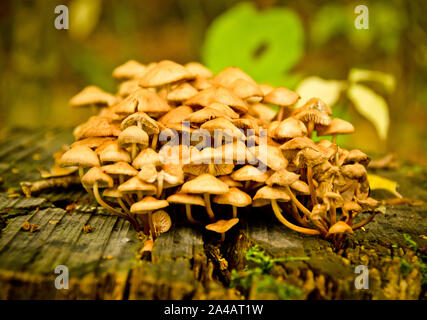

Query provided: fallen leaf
[348,68,396,93]
[295,76,345,107]
[367,173,401,198]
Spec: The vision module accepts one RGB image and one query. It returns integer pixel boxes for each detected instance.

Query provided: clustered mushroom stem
[185,204,199,224]
[151,134,158,150]
[147,210,156,240]
[131,143,138,161]
[232,206,237,218]
[157,174,164,198]
[307,121,314,139]
[271,199,321,235]
[244,181,251,190]
[219,232,225,242]
[352,211,376,230]
[203,193,216,221]
[331,134,337,144]
[79,167,92,195]
[289,201,309,227]
[284,186,312,219]
[330,201,337,225]
[277,106,285,122]
[306,166,318,206]
[208,163,215,176]
[93,182,139,230]
[118,197,131,214]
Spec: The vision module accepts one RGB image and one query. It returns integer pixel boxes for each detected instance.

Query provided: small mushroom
[152,210,172,236]
[167,192,205,224]
[317,118,355,144]
[205,218,239,242]
[131,196,169,240]
[118,126,149,160]
[213,187,252,218]
[263,87,300,122]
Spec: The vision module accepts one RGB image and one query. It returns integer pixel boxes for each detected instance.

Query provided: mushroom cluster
[59,59,378,243]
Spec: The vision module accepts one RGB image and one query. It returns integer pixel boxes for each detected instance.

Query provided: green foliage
[399,258,412,277]
[202,2,304,87]
[400,234,427,285]
[403,233,418,251]
[230,245,308,299]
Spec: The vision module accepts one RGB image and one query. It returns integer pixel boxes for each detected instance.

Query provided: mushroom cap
[294,148,327,168]
[101,161,138,176]
[266,169,300,187]
[183,163,234,177]
[253,186,291,202]
[341,163,367,180]
[186,106,231,124]
[343,201,363,213]
[280,136,320,151]
[81,167,113,188]
[98,142,131,164]
[294,97,333,115]
[275,117,307,140]
[290,180,310,195]
[218,175,243,188]
[250,145,287,171]
[344,149,370,167]
[152,210,172,234]
[73,116,121,140]
[132,148,161,169]
[200,117,246,140]
[118,176,157,194]
[117,79,141,97]
[263,87,300,106]
[167,193,205,207]
[252,199,271,207]
[181,173,229,195]
[221,140,256,163]
[118,126,149,149]
[259,84,275,96]
[131,196,169,213]
[159,105,193,125]
[191,77,214,90]
[112,60,146,80]
[69,86,116,107]
[71,137,116,150]
[231,165,271,183]
[115,89,171,115]
[186,86,248,114]
[120,112,160,135]
[213,187,252,207]
[213,66,256,88]
[167,82,198,102]
[185,62,213,78]
[232,118,260,135]
[295,108,331,126]
[206,102,240,119]
[248,103,276,123]
[60,145,100,168]
[205,218,239,233]
[357,197,379,210]
[317,118,355,136]
[328,221,353,235]
[139,60,194,87]
[137,163,158,183]
[231,78,263,100]
[103,187,122,198]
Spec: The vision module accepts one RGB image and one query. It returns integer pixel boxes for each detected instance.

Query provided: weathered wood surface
[0,128,426,299]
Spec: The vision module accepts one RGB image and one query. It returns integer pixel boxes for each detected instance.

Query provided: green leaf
[348,68,396,93]
[295,76,345,107]
[202,2,304,85]
[347,84,390,140]
[69,0,102,40]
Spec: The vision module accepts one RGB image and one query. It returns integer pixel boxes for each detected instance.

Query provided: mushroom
[213,187,252,218]
[180,173,229,221]
[118,126,149,160]
[130,196,169,240]
[293,98,331,138]
[98,141,131,164]
[275,117,307,141]
[138,60,194,88]
[316,118,355,144]
[112,60,146,81]
[167,192,205,224]
[231,165,271,190]
[69,85,116,111]
[205,218,239,242]
[185,62,213,78]
[263,87,300,122]
[152,210,172,236]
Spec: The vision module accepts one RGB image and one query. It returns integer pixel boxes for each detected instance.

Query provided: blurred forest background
[0,0,426,165]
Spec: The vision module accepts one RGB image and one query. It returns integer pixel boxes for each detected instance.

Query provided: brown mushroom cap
[130,196,169,213]
[218,175,243,188]
[200,117,246,140]
[343,201,363,213]
[103,187,122,198]
[316,118,355,136]
[280,136,320,151]
[213,66,256,88]
[205,218,239,233]
[328,221,353,235]
[263,87,300,106]
[186,106,231,124]
[69,86,116,107]
[118,176,157,194]
[73,116,121,140]
[139,60,194,87]
[117,79,141,97]
[253,186,291,202]
[159,105,193,125]
[290,180,310,195]
[231,78,263,101]
[221,140,256,163]
[152,210,172,234]
[137,163,158,183]
[71,137,116,150]
[132,148,161,169]
[294,108,331,126]
[167,193,206,207]
[275,117,307,140]
[181,173,229,195]
[118,126,149,149]
[250,145,287,171]
[101,161,138,176]
[294,148,327,168]
[344,149,370,167]
[213,187,252,207]
[266,169,300,187]
[167,82,198,102]
[231,165,270,183]
[115,88,171,115]
[60,145,100,168]
[98,142,131,164]
[293,97,332,116]
[120,112,160,135]
[81,167,113,188]
[341,163,367,180]
[248,103,277,123]
[185,62,213,78]
[112,60,146,80]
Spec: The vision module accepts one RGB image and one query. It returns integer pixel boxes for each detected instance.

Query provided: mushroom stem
[271,200,321,235]
[307,121,314,139]
[208,163,215,176]
[118,197,131,214]
[203,193,216,221]
[78,167,93,195]
[232,206,237,218]
[157,174,164,198]
[352,211,376,230]
[93,182,139,230]
[185,204,200,224]
[330,201,337,225]
[244,181,251,190]
[131,143,138,161]
[219,232,225,242]
[147,210,156,240]
[306,165,318,205]
[277,106,285,122]
[331,134,337,144]
[151,134,159,150]
[284,186,312,219]
[289,201,309,227]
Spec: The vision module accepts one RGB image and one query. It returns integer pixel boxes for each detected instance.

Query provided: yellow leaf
[348,68,395,93]
[347,84,389,140]
[69,0,102,40]
[367,174,401,198]
[295,76,345,107]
